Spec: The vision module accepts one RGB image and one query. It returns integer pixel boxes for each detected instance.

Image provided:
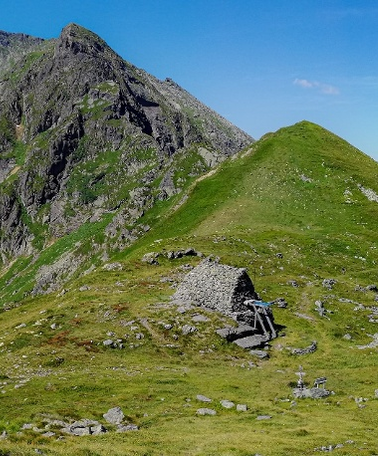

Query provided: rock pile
[291,341,317,355]
[61,419,107,436]
[142,248,201,265]
[18,407,138,438]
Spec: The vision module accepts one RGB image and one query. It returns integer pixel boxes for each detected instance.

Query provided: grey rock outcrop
[0,23,253,266]
[291,341,317,356]
[22,410,138,437]
[322,279,337,290]
[103,406,124,425]
[61,419,107,436]
[0,30,44,75]
[292,387,331,399]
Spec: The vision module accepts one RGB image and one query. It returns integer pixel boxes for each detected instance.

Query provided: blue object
[254,301,271,307]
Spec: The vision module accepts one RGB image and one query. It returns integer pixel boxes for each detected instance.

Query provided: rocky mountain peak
[55,23,110,59]
[0,23,253,273]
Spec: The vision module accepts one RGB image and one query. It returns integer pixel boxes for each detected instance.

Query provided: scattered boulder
[22,423,34,430]
[141,252,159,265]
[103,339,115,347]
[79,285,91,292]
[256,415,272,420]
[103,262,122,271]
[196,395,212,403]
[273,297,288,308]
[167,248,199,259]
[234,334,269,349]
[315,300,329,318]
[216,324,256,342]
[181,324,197,335]
[61,419,107,436]
[192,314,209,323]
[91,424,108,436]
[322,279,337,290]
[102,339,124,349]
[103,407,125,425]
[116,424,139,432]
[196,408,216,416]
[367,284,378,292]
[220,400,235,409]
[300,174,313,183]
[236,404,248,412]
[249,349,269,359]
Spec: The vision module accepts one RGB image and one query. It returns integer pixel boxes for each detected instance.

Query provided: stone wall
[172,258,258,316]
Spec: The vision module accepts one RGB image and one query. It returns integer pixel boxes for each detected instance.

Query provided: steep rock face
[0,30,45,75]
[0,23,253,263]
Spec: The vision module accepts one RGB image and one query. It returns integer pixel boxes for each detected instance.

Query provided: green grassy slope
[1,121,378,455]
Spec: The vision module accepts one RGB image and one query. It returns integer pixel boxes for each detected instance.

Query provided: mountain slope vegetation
[0,23,251,286]
[1,118,378,455]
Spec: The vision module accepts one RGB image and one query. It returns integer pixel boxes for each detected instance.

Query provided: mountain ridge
[1,25,378,456]
[0,29,45,75]
[0,23,252,268]
[1,119,378,455]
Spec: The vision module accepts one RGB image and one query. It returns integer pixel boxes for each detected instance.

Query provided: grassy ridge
[1,121,378,455]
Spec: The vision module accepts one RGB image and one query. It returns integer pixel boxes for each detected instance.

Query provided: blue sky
[1,0,378,160]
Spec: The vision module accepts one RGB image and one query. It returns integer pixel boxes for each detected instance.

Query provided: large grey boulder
[103,406,125,425]
[196,394,212,403]
[220,400,235,409]
[233,334,269,349]
[293,387,331,399]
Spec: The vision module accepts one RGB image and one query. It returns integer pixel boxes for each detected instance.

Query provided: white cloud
[319,84,340,95]
[293,78,339,95]
[293,78,314,88]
